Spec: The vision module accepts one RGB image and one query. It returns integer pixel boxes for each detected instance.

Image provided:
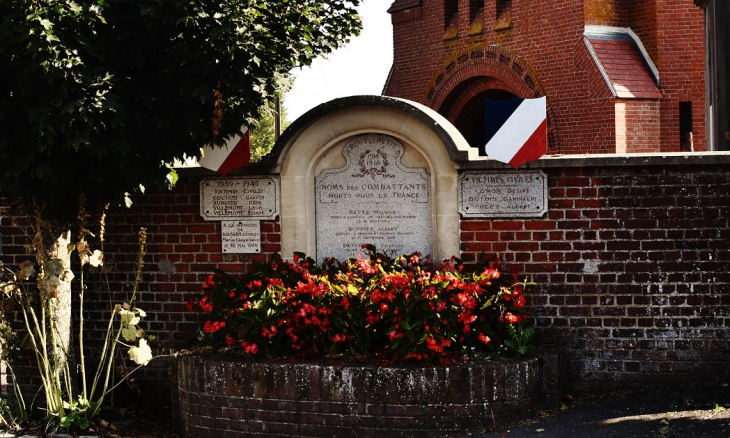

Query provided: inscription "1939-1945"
[199,176,280,221]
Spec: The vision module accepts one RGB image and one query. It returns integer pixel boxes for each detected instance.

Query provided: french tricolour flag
[484,96,547,169]
[199,128,251,177]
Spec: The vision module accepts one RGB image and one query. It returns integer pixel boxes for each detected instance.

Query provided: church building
[383,0,706,155]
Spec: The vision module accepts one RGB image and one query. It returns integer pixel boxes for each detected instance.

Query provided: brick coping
[174,351,561,437]
[458,151,730,169]
[175,150,730,176]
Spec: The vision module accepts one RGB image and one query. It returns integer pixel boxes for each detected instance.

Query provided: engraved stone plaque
[221,220,261,253]
[459,170,548,217]
[200,176,279,220]
[315,134,432,260]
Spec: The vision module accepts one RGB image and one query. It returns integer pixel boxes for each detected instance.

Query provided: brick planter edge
[174,350,561,437]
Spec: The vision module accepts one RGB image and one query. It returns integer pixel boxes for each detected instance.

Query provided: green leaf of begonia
[77,416,90,429]
[122,325,137,342]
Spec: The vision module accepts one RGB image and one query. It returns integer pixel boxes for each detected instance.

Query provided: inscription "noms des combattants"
[319,182,428,201]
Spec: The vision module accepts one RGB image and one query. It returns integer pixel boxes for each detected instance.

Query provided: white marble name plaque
[200,176,280,220]
[459,170,548,217]
[315,134,432,260]
[221,221,261,253]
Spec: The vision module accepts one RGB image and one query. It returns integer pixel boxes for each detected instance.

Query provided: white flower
[128,339,152,366]
[89,250,104,267]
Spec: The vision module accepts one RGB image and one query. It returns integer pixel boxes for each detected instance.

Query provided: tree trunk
[47,231,76,392]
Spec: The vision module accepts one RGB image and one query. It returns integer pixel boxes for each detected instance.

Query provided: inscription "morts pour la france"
[315,135,432,261]
[319,182,428,200]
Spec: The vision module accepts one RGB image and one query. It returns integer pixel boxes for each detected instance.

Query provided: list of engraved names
[200,176,279,220]
[459,171,547,217]
[315,135,432,261]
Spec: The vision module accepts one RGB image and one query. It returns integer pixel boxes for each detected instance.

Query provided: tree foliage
[250,98,291,162]
[0,0,361,224]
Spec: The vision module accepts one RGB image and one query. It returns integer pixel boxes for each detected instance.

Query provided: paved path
[479,385,730,438]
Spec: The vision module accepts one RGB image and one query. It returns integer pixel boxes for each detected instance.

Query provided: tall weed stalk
[0,202,165,430]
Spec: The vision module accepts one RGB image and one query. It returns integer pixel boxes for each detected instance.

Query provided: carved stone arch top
[424,45,562,152]
[267,95,469,262]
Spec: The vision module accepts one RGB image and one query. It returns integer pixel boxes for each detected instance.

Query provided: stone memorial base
[174,351,560,437]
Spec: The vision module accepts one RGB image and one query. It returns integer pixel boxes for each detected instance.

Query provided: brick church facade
[383,0,706,155]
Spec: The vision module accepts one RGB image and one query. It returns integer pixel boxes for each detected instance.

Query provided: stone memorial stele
[315,134,432,261]
[221,220,261,253]
[459,170,548,217]
[200,176,280,221]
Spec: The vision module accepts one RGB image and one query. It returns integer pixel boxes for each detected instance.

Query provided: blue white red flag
[199,127,251,177]
[484,96,547,169]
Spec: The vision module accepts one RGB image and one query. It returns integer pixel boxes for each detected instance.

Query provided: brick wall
[584,0,627,27]
[615,100,661,153]
[654,1,706,152]
[460,154,730,389]
[0,176,281,398]
[384,0,706,154]
[2,154,729,395]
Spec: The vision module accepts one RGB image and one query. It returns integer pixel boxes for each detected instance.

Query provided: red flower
[426,337,443,353]
[240,341,258,355]
[514,295,526,309]
[457,292,477,310]
[484,265,500,280]
[185,298,195,312]
[203,320,225,333]
[505,312,521,324]
[203,275,216,289]
[262,325,278,339]
[365,311,381,324]
[478,333,491,345]
[458,312,477,325]
[199,296,214,313]
[356,256,377,274]
[388,330,404,341]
